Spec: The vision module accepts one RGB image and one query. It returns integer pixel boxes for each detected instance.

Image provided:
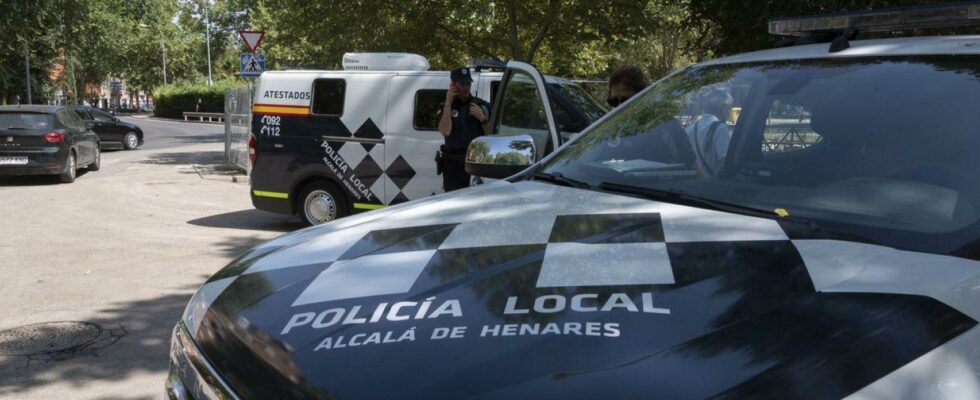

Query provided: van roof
[259,69,574,84]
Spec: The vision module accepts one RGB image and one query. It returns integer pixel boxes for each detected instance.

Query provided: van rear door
[385,74,449,203]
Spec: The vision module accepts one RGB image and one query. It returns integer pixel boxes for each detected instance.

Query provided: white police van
[248,53,606,225]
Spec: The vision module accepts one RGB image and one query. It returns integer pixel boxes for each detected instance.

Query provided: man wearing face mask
[607,65,649,108]
[437,66,491,192]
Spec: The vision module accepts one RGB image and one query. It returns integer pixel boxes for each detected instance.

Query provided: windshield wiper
[597,181,778,218]
[531,171,592,189]
[0,127,31,130]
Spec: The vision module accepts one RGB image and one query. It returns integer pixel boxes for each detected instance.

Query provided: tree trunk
[524,0,561,63]
[506,0,521,59]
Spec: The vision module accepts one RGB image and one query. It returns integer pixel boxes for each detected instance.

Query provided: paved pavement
[0,117,301,399]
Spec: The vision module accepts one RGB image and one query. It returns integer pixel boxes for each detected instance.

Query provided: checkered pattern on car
[191,206,793,312]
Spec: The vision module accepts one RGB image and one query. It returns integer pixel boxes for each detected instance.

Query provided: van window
[490,81,500,104]
[413,89,447,130]
[311,79,345,116]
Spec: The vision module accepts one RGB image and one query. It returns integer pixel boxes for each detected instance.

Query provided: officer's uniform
[442,67,491,192]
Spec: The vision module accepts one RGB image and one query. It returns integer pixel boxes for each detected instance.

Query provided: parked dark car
[70,106,143,150]
[0,105,101,183]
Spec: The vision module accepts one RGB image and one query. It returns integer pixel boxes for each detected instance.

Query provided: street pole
[161,33,168,85]
[24,41,32,104]
[204,1,213,86]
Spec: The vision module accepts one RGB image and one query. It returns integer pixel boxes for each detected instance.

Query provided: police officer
[438,66,491,191]
[607,65,649,108]
[685,87,734,176]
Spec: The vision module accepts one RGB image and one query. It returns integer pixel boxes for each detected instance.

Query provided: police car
[170,4,980,399]
[248,53,606,225]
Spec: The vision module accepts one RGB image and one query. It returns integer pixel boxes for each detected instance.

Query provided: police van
[248,53,607,225]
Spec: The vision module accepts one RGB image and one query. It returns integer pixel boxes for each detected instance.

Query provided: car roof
[699,35,980,67]
[0,105,64,113]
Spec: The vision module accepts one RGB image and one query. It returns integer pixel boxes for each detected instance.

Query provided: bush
[152,81,240,119]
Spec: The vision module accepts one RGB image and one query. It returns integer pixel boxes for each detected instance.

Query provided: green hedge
[152,82,240,119]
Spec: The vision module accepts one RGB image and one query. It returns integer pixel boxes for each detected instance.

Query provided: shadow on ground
[213,234,285,259]
[0,284,198,397]
[137,151,224,166]
[0,170,93,187]
[173,134,224,144]
[188,209,300,233]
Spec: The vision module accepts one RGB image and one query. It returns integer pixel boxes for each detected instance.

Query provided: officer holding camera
[437,66,491,192]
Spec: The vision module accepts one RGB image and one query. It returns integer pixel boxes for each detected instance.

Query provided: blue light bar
[769,1,980,36]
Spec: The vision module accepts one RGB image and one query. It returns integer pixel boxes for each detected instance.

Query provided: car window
[311,79,345,116]
[495,71,551,158]
[541,56,980,256]
[73,109,91,121]
[762,101,821,154]
[90,109,115,122]
[57,110,79,129]
[413,89,447,130]
[0,113,53,130]
[548,82,608,132]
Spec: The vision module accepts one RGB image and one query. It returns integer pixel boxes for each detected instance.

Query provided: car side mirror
[465,135,536,179]
[84,121,96,130]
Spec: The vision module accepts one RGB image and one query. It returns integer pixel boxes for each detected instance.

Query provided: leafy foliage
[152,80,238,118]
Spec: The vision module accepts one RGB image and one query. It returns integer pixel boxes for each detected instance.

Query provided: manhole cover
[0,321,103,356]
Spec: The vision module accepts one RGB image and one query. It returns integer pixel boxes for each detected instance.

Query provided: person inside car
[684,87,734,176]
[607,65,649,108]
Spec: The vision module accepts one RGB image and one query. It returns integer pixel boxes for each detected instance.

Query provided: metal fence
[224,86,252,174]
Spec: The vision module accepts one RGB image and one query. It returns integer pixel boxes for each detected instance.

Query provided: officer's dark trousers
[443,159,470,192]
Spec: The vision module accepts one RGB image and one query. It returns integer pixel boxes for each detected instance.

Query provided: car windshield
[549,82,608,124]
[539,56,980,257]
[0,112,53,130]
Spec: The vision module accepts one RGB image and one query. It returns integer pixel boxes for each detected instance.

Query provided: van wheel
[298,181,349,226]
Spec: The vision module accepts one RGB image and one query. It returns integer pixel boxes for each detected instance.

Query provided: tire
[123,132,139,150]
[59,151,77,184]
[298,181,349,226]
[88,146,101,171]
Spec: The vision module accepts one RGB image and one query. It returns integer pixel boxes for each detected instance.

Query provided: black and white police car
[169,4,980,399]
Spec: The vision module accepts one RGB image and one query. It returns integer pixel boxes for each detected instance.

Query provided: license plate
[0,157,28,165]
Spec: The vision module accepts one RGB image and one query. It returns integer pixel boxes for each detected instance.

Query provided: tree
[248,0,669,77]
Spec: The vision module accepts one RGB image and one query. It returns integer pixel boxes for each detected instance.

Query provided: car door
[89,108,124,142]
[60,110,95,164]
[487,61,561,161]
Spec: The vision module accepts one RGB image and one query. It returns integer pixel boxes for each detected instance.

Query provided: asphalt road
[0,117,300,399]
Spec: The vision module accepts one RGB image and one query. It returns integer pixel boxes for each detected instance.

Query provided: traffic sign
[239,30,265,52]
[240,53,265,78]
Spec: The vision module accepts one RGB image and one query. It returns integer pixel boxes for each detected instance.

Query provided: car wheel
[59,151,77,184]
[123,132,139,150]
[88,146,101,171]
[298,181,349,226]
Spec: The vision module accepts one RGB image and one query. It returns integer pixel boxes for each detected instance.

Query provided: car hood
[185,181,980,400]
[117,121,139,130]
